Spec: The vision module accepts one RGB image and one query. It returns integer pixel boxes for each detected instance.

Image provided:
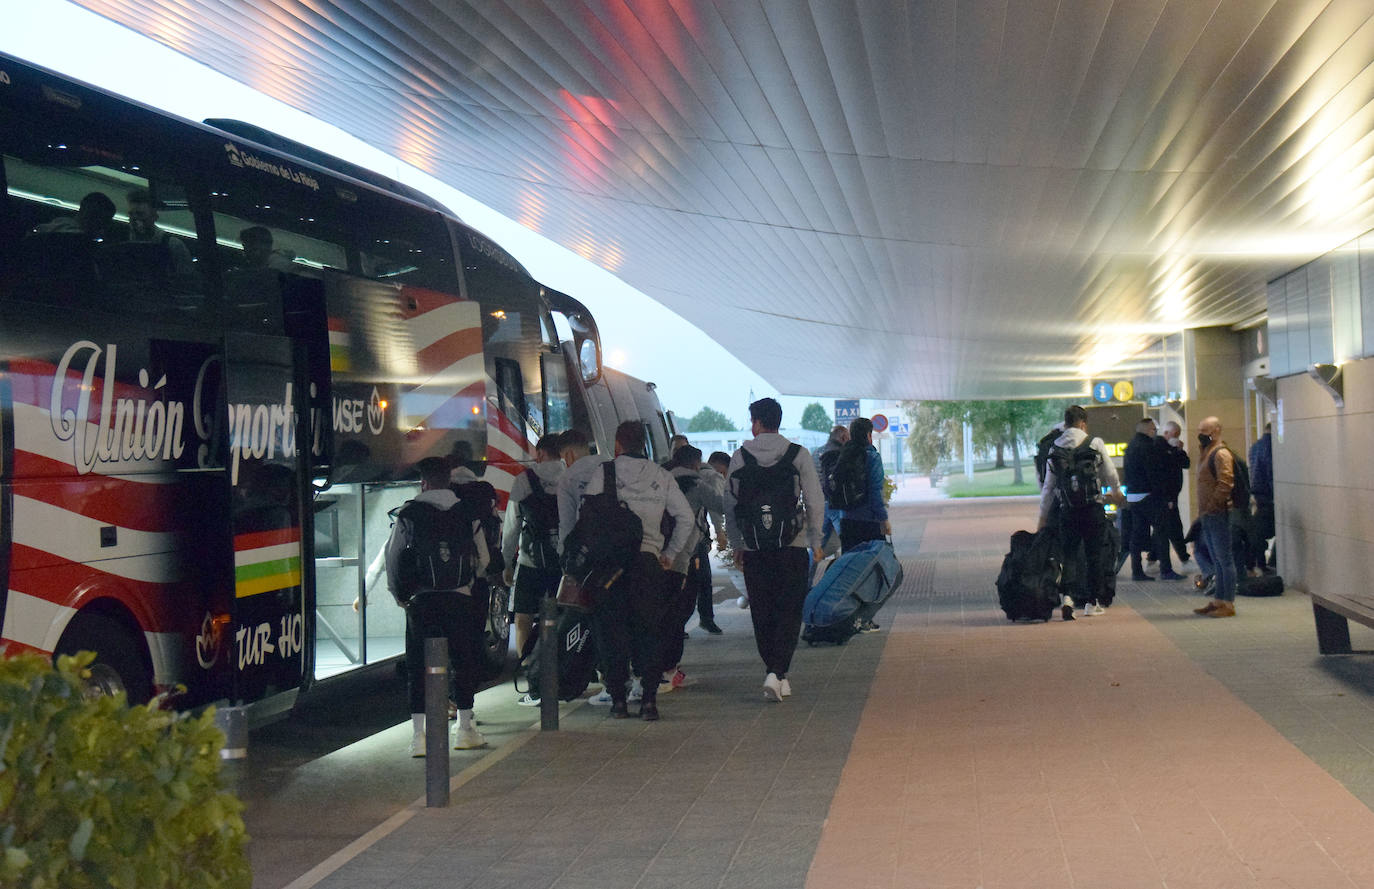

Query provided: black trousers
[1060,505,1107,606]
[661,563,699,670]
[591,552,669,702]
[839,518,883,553]
[691,540,715,622]
[405,589,484,713]
[1161,500,1188,561]
[741,547,810,678]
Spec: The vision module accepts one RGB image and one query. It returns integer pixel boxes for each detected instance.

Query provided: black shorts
[512,564,561,614]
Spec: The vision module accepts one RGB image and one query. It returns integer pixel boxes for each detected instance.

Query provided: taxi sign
[872,413,889,433]
[834,399,860,424]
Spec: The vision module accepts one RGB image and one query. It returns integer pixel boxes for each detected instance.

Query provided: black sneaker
[639,700,659,721]
[1061,604,1076,621]
[699,619,723,635]
[610,700,629,719]
[1131,573,1156,582]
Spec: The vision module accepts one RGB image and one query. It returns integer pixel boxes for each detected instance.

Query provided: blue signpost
[834,399,860,425]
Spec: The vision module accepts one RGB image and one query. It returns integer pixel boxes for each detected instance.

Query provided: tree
[687,406,735,431]
[800,402,831,433]
[902,402,953,474]
[925,399,1066,484]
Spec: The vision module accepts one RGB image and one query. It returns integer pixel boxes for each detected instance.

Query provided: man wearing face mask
[1193,417,1238,617]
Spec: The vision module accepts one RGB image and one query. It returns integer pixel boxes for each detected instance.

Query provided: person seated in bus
[124,188,194,274]
[238,225,296,271]
[33,191,118,240]
[225,225,290,330]
[15,192,119,304]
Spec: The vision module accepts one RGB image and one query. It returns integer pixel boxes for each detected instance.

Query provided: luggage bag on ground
[996,528,1063,621]
[802,539,903,645]
[1238,573,1284,597]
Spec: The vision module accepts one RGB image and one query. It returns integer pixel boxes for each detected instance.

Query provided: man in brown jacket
[1193,416,1238,617]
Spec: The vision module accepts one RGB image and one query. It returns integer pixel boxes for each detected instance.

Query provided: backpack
[1049,442,1101,510]
[452,480,503,579]
[817,448,842,500]
[389,500,477,604]
[826,443,869,510]
[733,443,803,550]
[514,607,598,701]
[517,469,561,570]
[562,460,643,583]
[1209,447,1252,511]
[1034,428,1060,486]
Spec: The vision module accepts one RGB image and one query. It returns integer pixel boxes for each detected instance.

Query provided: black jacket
[1122,432,1156,497]
[1156,436,1190,500]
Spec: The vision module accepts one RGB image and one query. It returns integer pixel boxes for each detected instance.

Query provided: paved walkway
[267,498,1374,889]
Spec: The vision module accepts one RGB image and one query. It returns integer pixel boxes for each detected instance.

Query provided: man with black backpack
[385,456,493,757]
[501,433,566,684]
[1193,416,1241,618]
[572,421,693,720]
[724,398,826,703]
[1038,405,1122,620]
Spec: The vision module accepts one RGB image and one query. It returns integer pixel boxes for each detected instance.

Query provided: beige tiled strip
[806,592,1374,889]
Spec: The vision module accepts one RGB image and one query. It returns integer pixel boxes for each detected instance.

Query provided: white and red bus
[0,52,611,723]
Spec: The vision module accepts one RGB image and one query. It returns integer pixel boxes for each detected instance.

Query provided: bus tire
[484,583,511,672]
[55,613,153,705]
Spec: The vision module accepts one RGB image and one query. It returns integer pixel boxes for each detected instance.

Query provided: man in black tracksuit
[1121,419,1159,581]
[1158,420,1192,567]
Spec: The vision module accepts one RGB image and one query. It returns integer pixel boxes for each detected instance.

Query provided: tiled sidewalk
[280,499,1374,889]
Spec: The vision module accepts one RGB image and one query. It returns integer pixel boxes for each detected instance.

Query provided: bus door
[221,331,310,708]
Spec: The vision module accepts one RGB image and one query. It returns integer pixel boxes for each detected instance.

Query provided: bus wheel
[55,614,153,705]
[484,584,511,671]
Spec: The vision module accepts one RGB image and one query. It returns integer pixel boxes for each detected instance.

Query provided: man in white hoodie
[385,456,492,756]
[579,421,694,720]
[1038,405,1122,620]
[724,398,826,702]
[502,433,566,666]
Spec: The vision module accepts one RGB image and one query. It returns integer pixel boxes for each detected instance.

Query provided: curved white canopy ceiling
[69,0,1374,398]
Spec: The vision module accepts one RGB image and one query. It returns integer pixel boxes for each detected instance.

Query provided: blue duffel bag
[802,539,903,645]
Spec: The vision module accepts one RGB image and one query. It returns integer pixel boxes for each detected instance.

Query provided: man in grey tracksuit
[579,421,693,720]
[724,398,825,703]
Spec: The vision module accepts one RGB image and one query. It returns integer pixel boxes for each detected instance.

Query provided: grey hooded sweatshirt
[723,432,825,552]
[581,454,694,563]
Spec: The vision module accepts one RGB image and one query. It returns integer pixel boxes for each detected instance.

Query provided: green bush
[0,652,250,889]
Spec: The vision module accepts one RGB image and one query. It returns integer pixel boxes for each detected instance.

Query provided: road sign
[871,413,889,433]
[891,422,910,436]
[834,399,860,424]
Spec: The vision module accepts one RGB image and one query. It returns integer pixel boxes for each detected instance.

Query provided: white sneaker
[737,595,750,609]
[779,678,791,698]
[452,726,487,750]
[410,732,426,758]
[1080,603,1095,617]
[763,672,783,702]
[628,678,644,702]
[1088,603,1106,616]
[516,693,541,707]
[587,690,613,705]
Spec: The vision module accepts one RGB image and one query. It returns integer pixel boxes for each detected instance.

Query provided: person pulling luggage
[1038,405,1123,620]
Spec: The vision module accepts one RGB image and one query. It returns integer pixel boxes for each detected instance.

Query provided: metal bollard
[424,637,450,807]
[214,705,248,797]
[538,596,559,731]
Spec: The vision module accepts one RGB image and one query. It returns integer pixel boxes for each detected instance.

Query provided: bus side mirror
[579,336,601,384]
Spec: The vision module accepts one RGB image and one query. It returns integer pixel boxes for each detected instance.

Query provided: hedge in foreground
[0,651,250,889]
